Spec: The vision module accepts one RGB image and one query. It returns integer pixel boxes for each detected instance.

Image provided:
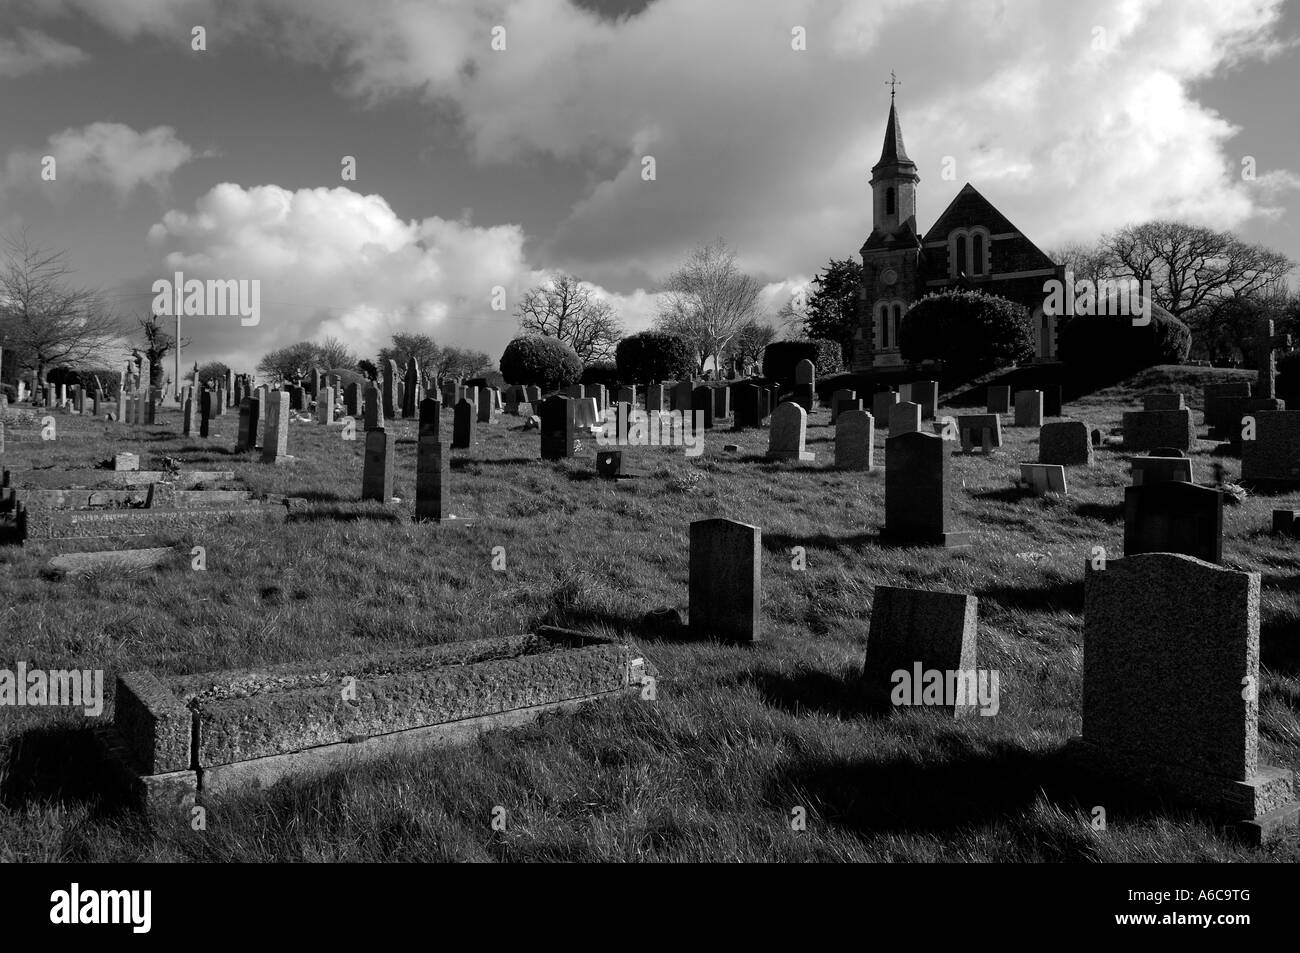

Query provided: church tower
[856,79,923,370]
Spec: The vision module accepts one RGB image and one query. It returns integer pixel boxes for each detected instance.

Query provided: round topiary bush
[581,360,621,389]
[1056,302,1191,377]
[897,291,1034,379]
[615,331,694,384]
[761,339,842,383]
[499,335,584,391]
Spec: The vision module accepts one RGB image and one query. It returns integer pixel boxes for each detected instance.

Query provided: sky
[0,0,1297,379]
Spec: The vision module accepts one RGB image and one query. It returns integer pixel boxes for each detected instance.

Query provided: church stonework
[855,93,1065,372]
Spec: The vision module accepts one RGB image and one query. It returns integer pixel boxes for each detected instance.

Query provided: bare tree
[515,273,621,362]
[378,332,441,379]
[137,313,187,389]
[655,240,760,375]
[1046,240,1119,286]
[729,317,778,374]
[0,231,120,385]
[1102,221,1293,360]
[317,335,357,370]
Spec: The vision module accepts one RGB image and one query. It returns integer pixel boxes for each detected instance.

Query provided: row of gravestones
[361,398,450,520]
[686,515,1296,842]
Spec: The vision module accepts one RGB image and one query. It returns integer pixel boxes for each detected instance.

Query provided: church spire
[869,77,919,238]
[875,76,914,171]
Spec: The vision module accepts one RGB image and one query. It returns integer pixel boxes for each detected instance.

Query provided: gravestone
[873,390,899,426]
[344,382,360,417]
[1039,420,1092,466]
[732,382,764,430]
[689,518,761,644]
[182,395,196,436]
[541,395,578,460]
[1143,393,1185,412]
[671,381,692,412]
[1121,409,1195,452]
[835,409,874,470]
[1240,410,1300,485]
[1013,390,1043,427]
[237,398,258,452]
[888,401,921,436]
[363,383,384,431]
[1131,456,1194,486]
[415,433,448,521]
[986,385,1011,414]
[382,360,399,419]
[214,386,225,417]
[317,386,335,425]
[1043,385,1063,418]
[524,385,542,405]
[1203,382,1252,435]
[403,358,420,418]
[615,386,636,409]
[261,391,291,464]
[691,385,715,430]
[1124,481,1222,563]
[419,397,441,438]
[910,380,938,420]
[766,402,814,461]
[1254,316,1290,401]
[711,386,730,420]
[830,389,856,424]
[1019,463,1067,495]
[646,384,666,413]
[199,390,213,438]
[1076,553,1298,843]
[1272,510,1300,536]
[362,429,393,502]
[477,388,494,424]
[452,399,475,449]
[565,383,585,400]
[596,450,624,479]
[587,384,607,413]
[884,430,970,547]
[861,586,979,717]
[574,398,600,429]
[956,413,1002,453]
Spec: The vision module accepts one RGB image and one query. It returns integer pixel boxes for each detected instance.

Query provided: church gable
[921,183,1057,277]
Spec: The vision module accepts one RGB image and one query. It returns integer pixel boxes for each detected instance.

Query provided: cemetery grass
[2,368,1299,862]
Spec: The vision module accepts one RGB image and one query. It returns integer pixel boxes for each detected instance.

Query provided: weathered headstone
[452,399,476,449]
[888,401,921,436]
[383,360,399,420]
[1241,410,1300,485]
[476,387,495,424]
[541,395,577,460]
[402,358,420,419]
[830,389,856,424]
[689,518,761,644]
[1121,408,1195,452]
[1013,390,1043,427]
[182,394,197,436]
[419,397,441,438]
[910,380,938,420]
[835,409,874,470]
[363,383,384,431]
[873,390,899,426]
[344,382,360,417]
[766,402,814,462]
[884,431,970,547]
[1039,420,1092,466]
[1143,393,1185,412]
[1131,456,1194,486]
[1076,553,1298,843]
[1123,481,1223,563]
[1019,462,1067,495]
[861,586,979,717]
[317,386,335,425]
[237,398,260,452]
[362,429,393,502]
[732,382,763,430]
[956,413,1002,454]
[691,385,715,430]
[646,384,666,413]
[415,434,448,522]
[986,385,1011,414]
[199,390,213,438]
[260,391,291,464]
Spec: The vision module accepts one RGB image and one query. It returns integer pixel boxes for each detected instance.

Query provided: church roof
[873,100,915,171]
[861,217,921,253]
[921,183,1057,268]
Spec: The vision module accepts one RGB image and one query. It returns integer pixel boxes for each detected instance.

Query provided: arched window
[955,235,967,276]
[971,233,985,276]
[892,304,903,348]
[885,187,896,216]
[879,303,891,349]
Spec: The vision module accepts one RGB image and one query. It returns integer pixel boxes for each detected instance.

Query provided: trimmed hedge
[898,291,1034,378]
[761,339,842,383]
[1057,307,1191,377]
[615,331,694,384]
[499,335,584,391]
[581,360,621,389]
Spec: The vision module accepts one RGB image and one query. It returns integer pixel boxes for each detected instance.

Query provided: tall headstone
[861,586,979,717]
[182,393,197,436]
[452,398,475,449]
[873,390,899,426]
[1043,385,1063,418]
[830,389,856,424]
[317,386,335,425]
[419,397,441,438]
[691,385,715,430]
[646,384,666,413]
[415,432,449,522]
[689,518,761,644]
[237,397,259,451]
[732,382,763,430]
[1076,553,1298,843]
[884,430,970,547]
[766,402,814,461]
[541,395,577,460]
[383,360,399,420]
[711,385,730,420]
[362,428,393,502]
[793,359,815,413]
[260,391,291,464]
[344,382,360,417]
[835,410,874,470]
[1123,481,1223,564]
[1013,390,1043,427]
[199,390,213,438]
[363,383,384,431]
[910,380,938,420]
[1254,316,1290,401]
[403,358,420,419]
[671,380,692,412]
[254,385,268,448]
[476,387,494,424]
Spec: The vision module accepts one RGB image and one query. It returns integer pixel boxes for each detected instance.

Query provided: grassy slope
[0,365,1297,862]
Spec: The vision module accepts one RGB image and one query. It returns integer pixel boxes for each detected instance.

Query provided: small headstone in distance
[643,606,684,639]
[1272,510,1300,536]
[596,450,624,479]
[724,444,740,452]
[523,415,541,430]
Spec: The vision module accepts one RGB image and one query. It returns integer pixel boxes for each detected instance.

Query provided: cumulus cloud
[147,182,554,366]
[0,27,87,76]
[4,122,196,197]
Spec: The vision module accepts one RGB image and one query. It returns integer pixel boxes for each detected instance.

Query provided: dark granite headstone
[1123,481,1223,564]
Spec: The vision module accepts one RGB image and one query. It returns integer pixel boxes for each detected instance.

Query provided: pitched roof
[873,101,915,171]
[861,217,921,253]
[920,183,1057,267]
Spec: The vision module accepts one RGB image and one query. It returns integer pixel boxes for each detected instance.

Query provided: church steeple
[870,77,919,238]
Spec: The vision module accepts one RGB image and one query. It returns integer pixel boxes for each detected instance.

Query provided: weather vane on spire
[886,70,900,101]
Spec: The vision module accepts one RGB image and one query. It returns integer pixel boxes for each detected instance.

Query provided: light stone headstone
[1038,420,1092,466]
[689,517,761,644]
[861,586,979,717]
[835,409,874,471]
[888,401,921,435]
[766,402,814,462]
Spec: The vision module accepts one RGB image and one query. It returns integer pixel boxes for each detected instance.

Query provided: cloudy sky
[1,0,1297,377]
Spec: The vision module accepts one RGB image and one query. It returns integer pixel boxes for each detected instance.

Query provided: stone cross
[1254,317,1290,401]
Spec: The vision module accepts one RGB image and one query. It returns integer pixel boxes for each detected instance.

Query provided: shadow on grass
[0,724,128,819]
[1074,501,1124,523]
[286,489,350,503]
[1260,616,1300,675]
[971,486,1031,504]
[761,531,883,555]
[978,577,1085,614]
[287,505,403,524]
[453,457,537,468]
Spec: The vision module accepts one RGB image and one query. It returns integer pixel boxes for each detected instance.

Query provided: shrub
[898,291,1034,378]
[499,335,584,391]
[615,331,694,384]
[1057,305,1191,376]
[761,339,843,383]
[326,367,366,391]
[582,360,621,389]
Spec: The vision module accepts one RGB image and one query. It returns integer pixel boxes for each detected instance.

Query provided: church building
[854,91,1065,372]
